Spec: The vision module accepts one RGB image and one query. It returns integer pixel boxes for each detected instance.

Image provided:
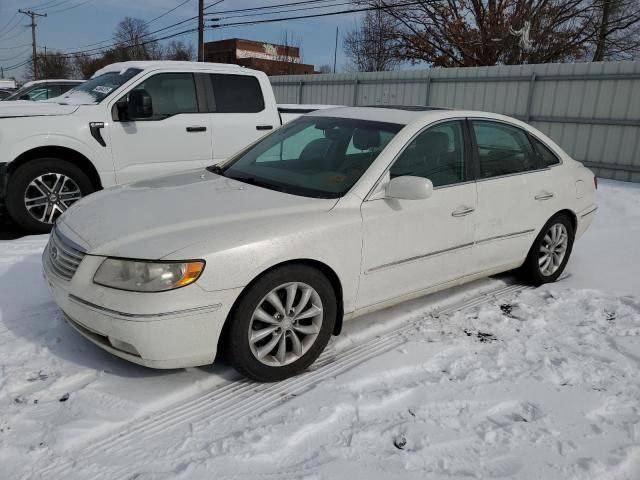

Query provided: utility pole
[333,26,339,73]
[198,0,204,62]
[18,9,47,80]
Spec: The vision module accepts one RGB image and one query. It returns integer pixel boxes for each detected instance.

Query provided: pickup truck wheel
[5,158,94,234]
[226,265,337,382]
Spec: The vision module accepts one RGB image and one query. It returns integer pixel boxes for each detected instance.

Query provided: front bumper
[43,249,243,369]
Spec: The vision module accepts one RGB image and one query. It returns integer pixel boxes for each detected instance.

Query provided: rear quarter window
[210,74,265,113]
[530,136,561,167]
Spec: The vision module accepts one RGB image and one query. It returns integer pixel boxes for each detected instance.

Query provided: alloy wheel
[538,223,568,276]
[248,282,323,367]
[24,173,83,224]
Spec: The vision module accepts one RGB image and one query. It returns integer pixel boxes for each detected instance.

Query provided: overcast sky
[0,0,365,81]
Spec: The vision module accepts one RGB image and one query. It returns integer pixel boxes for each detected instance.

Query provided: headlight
[93,258,205,292]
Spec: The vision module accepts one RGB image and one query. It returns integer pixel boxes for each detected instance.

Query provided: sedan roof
[306,105,520,127]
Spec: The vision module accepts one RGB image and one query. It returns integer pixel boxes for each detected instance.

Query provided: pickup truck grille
[44,228,86,281]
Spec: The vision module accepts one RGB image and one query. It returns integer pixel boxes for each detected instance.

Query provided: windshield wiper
[206,164,226,176]
[227,175,286,192]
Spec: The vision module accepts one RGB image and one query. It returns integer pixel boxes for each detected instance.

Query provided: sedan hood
[0,101,79,118]
[59,169,338,259]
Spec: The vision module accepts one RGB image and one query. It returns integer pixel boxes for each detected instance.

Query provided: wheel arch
[217,258,345,355]
[9,146,103,191]
[550,208,577,232]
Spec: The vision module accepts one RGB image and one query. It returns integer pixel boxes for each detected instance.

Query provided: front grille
[45,227,86,281]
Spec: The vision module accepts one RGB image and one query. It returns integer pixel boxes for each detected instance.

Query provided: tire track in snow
[32,281,531,479]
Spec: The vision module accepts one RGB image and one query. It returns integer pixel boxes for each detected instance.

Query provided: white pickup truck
[0,61,328,233]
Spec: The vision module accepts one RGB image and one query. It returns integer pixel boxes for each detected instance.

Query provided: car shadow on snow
[0,251,235,380]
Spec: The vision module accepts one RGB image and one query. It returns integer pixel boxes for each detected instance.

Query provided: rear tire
[5,158,94,234]
[520,213,575,286]
[225,265,337,382]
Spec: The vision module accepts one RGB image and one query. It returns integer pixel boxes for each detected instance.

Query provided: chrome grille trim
[45,227,86,281]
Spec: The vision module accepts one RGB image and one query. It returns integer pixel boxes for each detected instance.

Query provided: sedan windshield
[218,116,403,198]
[55,68,142,105]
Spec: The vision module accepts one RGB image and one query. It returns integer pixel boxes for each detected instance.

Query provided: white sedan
[43,107,597,381]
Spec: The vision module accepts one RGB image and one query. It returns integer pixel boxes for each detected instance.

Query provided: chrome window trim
[365,229,535,274]
[467,117,564,181]
[364,116,469,201]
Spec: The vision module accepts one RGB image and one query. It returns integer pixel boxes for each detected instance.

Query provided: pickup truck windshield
[219,116,403,199]
[56,68,142,105]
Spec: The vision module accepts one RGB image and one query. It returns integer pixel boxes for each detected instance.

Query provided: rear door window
[209,74,265,113]
[472,121,538,178]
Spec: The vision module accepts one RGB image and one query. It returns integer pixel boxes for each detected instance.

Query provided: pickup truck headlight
[94,258,205,292]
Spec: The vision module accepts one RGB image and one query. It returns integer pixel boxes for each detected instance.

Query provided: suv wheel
[5,158,94,234]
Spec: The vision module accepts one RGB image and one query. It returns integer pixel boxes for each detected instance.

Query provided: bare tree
[591,0,640,60]
[343,9,400,71]
[368,0,601,66]
[164,40,194,61]
[318,64,333,73]
[114,17,162,60]
[26,51,74,80]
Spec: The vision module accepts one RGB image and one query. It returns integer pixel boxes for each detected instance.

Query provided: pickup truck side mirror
[128,89,153,120]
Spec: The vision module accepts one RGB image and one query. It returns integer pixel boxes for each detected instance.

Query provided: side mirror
[385,176,433,200]
[128,89,153,120]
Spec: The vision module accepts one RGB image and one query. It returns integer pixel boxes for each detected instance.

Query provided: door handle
[535,191,554,201]
[256,125,274,131]
[186,126,207,132]
[451,206,475,217]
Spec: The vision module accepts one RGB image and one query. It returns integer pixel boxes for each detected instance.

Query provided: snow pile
[0,180,638,479]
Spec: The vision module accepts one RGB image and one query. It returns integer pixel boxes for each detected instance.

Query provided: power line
[220,0,352,20]
[0,14,24,39]
[46,0,97,15]
[38,0,77,11]
[208,1,423,29]
[0,48,31,63]
[0,26,29,43]
[0,12,19,35]
[205,0,342,14]
[145,0,192,26]
[45,15,198,58]
[0,43,31,50]
[2,58,31,73]
[47,26,199,59]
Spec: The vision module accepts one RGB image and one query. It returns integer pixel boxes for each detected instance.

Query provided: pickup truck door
[107,72,213,184]
[204,73,280,163]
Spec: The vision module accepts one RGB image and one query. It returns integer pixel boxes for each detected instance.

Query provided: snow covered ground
[0,179,639,480]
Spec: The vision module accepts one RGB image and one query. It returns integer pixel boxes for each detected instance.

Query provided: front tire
[521,213,575,286]
[5,158,94,234]
[226,265,337,382]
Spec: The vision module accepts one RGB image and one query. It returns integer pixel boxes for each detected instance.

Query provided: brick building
[204,38,315,76]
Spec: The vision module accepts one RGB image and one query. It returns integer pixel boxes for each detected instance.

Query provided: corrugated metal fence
[270,61,640,182]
